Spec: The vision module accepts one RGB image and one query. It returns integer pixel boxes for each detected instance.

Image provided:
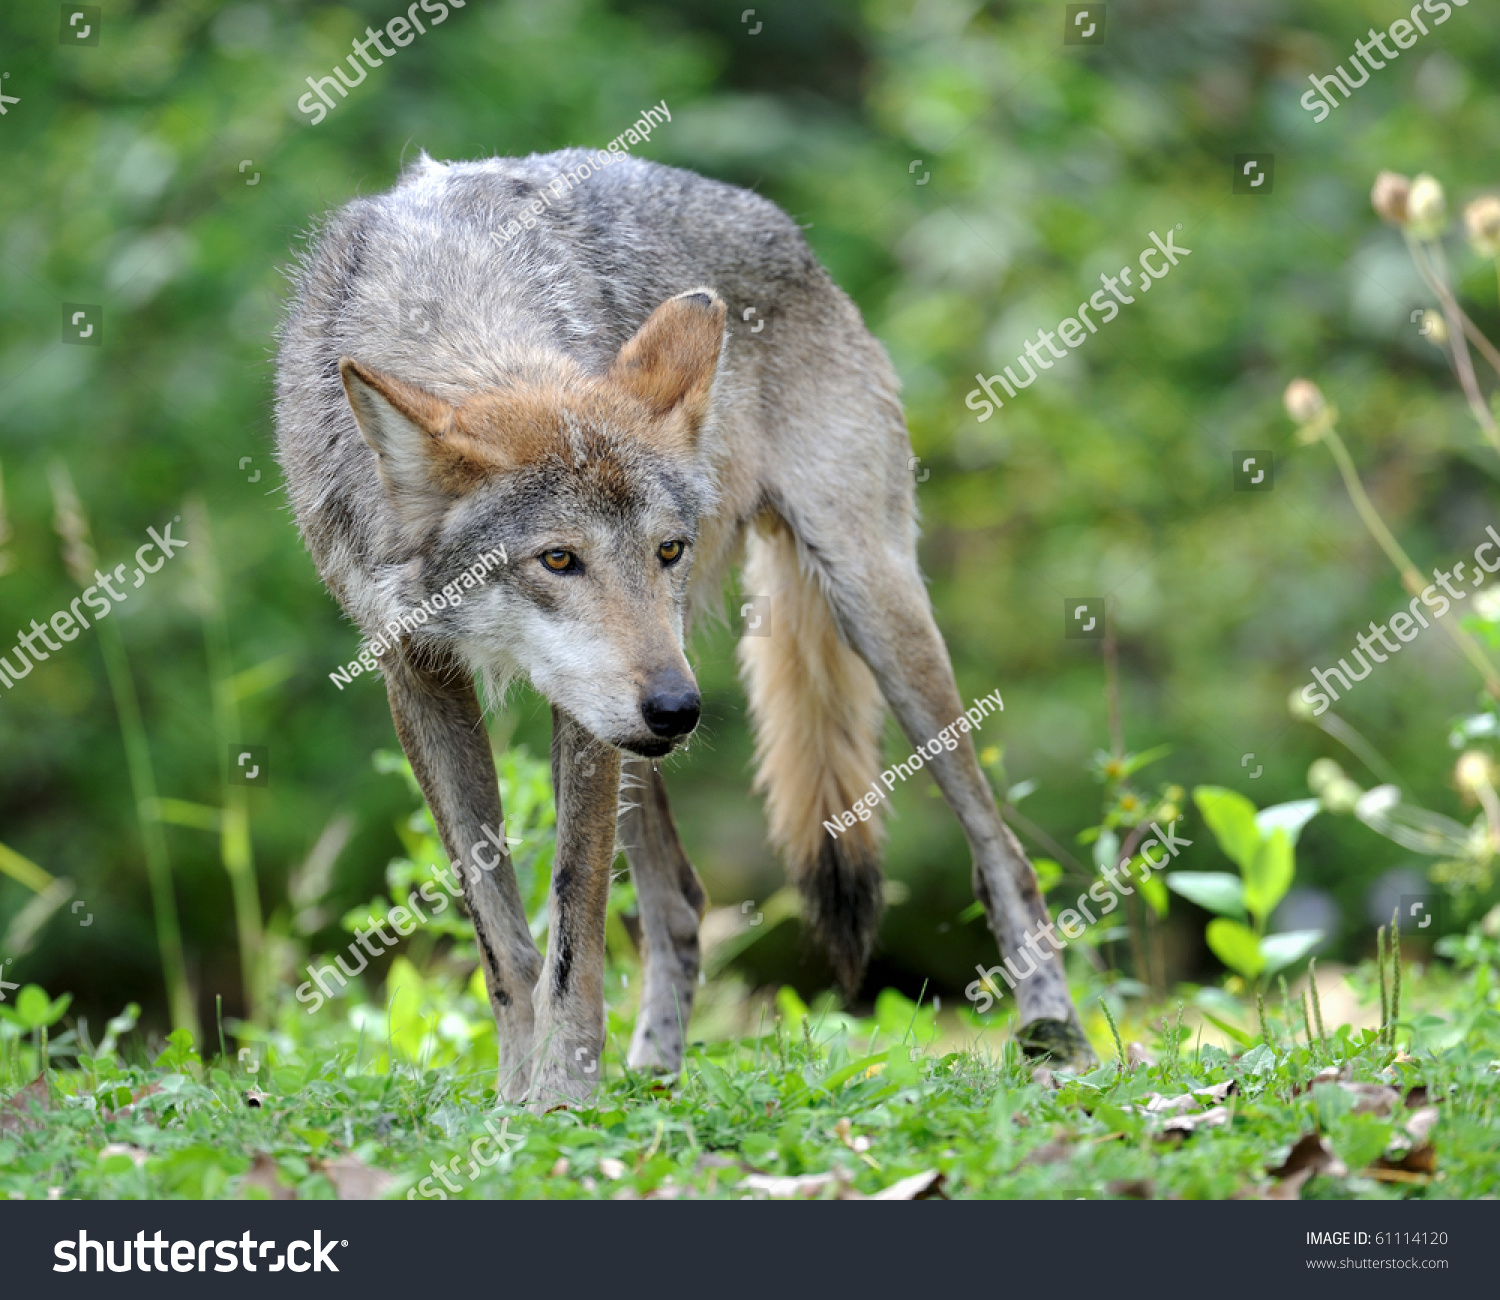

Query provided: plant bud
[1307,757,1345,795]
[1473,586,1500,622]
[1465,195,1500,258]
[1371,171,1411,225]
[1406,173,1447,236]
[1283,378,1326,424]
[1455,750,1494,793]
[1322,777,1364,814]
[1483,901,1500,939]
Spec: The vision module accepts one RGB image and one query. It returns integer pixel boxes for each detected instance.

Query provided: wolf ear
[340,358,457,523]
[608,288,726,443]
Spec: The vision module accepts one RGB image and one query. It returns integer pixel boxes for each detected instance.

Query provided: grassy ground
[3,936,1497,1201]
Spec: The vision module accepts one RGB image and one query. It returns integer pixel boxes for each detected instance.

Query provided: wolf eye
[658,540,685,565]
[540,549,578,573]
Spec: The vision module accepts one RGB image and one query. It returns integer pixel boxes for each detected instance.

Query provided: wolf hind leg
[383,647,544,1101]
[813,544,1094,1065]
[619,760,707,1073]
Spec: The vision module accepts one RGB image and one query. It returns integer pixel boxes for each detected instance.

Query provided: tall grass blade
[48,463,196,1038]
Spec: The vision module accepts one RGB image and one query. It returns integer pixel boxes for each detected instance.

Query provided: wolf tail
[737,517,886,996]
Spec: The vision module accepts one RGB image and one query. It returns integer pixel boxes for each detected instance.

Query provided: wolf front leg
[619,761,707,1073]
[528,707,623,1110]
[384,649,543,1102]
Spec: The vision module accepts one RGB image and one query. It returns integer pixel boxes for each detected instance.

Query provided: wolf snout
[640,677,701,739]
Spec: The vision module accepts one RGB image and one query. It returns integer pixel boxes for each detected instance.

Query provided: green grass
[3,945,1497,1201]
[4,750,1497,1200]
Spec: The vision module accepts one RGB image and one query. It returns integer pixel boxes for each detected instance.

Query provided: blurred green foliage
[2,0,1500,1032]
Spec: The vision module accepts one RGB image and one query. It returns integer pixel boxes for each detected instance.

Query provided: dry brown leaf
[740,1169,851,1198]
[321,1153,395,1200]
[1160,1104,1230,1135]
[1373,1139,1437,1177]
[100,1081,162,1121]
[741,1167,945,1200]
[1019,1136,1076,1167]
[1140,1080,1237,1115]
[1106,1178,1155,1199]
[1269,1132,1348,1186]
[240,1152,297,1200]
[1360,1104,1441,1178]
[1404,1106,1440,1145]
[1367,1166,1433,1184]
[1263,1168,1313,1200]
[0,1076,49,1135]
[1141,1092,1199,1115]
[868,1169,946,1200]
[1338,1082,1400,1116]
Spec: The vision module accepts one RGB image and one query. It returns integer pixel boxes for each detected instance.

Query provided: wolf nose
[641,686,701,738]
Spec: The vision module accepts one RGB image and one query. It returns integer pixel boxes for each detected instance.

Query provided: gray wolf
[275,149,1093,1106]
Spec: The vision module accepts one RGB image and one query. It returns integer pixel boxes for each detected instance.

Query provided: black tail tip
[800,837,883,999]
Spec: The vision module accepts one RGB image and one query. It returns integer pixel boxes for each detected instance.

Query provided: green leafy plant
[0,983,72,1080]
[361,745,563,955]
[1166,787,1323,983]
[315,747,641,1072]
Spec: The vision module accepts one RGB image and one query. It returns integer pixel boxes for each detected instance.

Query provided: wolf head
[340,288,726,757]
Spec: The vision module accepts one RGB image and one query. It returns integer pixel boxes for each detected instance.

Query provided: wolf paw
[1017,1017,1097,1070]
